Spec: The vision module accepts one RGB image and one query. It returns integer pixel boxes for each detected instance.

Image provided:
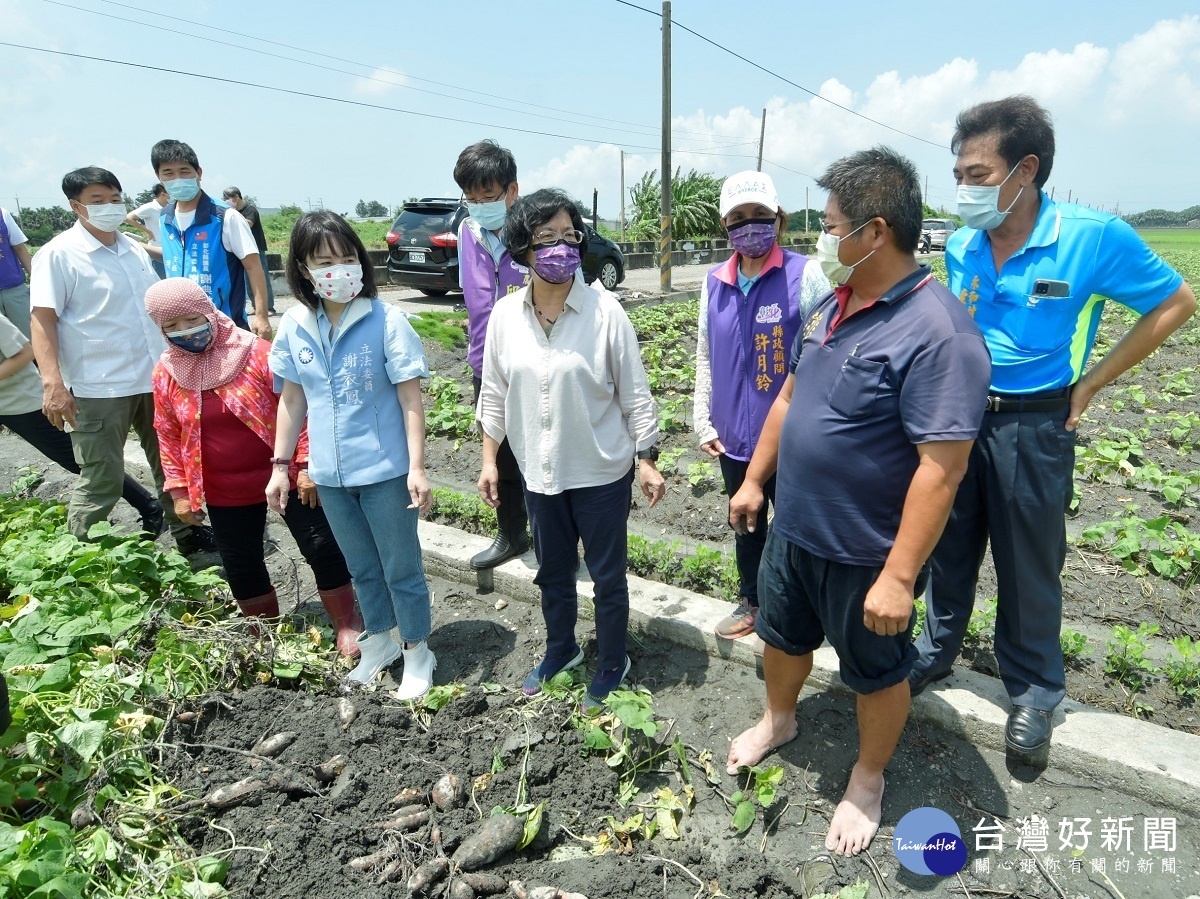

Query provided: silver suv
[921,218,958,251]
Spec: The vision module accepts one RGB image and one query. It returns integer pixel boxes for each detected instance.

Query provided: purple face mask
[728,218,777,259]
[531,243,581,284]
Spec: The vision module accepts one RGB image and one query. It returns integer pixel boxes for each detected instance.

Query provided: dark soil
[419,301,1200,735]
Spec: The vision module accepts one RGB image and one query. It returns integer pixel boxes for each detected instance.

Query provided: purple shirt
[0,213,25,290]
[458,218,530,378]
[773,267,991,567]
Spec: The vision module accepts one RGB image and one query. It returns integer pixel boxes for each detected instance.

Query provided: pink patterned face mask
[307,263,363,303]
[530,243,580,284]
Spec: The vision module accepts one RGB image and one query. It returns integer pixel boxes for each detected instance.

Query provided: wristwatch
[636,446,659,462]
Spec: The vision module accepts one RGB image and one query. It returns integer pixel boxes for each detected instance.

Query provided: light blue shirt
[270,297,429,487]
[478,227,507,266]
[946,192,1183,393]
[736,268,759,296]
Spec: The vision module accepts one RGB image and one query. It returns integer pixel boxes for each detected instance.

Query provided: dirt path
[1,430,1197,898]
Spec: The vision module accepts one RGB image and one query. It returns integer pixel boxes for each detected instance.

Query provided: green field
[262,214,391,253]
[1138,229,1200,252]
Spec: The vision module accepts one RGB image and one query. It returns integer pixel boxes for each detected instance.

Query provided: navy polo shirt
[947,192,1182,393]
[774,267,991,567]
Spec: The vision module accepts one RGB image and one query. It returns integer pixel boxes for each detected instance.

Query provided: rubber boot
[318,583,364,658]
[347,631,403,685]
[236,589,280,636]
[394,641,437,701]
[470,480,531,569]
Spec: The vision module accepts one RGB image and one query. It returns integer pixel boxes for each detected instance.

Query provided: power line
[609,0,946,149]
[63,0,728,142]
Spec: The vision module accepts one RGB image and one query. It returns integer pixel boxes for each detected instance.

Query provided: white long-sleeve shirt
[477,278,658,495]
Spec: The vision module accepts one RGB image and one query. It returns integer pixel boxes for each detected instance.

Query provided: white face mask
[308,263,364,304]
[82,203,127,233]
[815,219,875,285]
[956,163,1023,231]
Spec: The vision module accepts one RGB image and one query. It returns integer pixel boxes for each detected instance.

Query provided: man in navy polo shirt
[909,96,1196,761]
[726,147,991,857]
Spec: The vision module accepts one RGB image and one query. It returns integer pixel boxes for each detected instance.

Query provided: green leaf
[271,661,303,679]
[56,720,108,762]
[196,856,230,883]
[731,800,755,834]
[517,802,545,851]
[583,726,613,750]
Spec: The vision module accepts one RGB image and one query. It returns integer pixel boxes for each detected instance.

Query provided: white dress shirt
[30,222,165,398]
[478,277,658,495]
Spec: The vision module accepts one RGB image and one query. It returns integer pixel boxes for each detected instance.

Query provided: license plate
[409,251,426,264]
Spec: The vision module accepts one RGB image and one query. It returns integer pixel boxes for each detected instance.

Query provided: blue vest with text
[160,193,247,326]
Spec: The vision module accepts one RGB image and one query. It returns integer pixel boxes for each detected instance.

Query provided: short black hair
[152,183,166,197]
[501,188,589,266]
[151,139,201,174]
[286,211,377,309]
[952,95,1055,188]
[453,140,517,194]
[816,146,923,253]
[223,186,242,200]
[61,167,122,201]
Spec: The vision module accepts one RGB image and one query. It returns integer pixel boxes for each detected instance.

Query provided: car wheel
[419,288,449,297]
[598,259,620,290]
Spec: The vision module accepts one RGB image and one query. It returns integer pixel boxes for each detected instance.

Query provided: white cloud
[353,67,406,96]
[525,143,654,220]
[1107,15,1200,121]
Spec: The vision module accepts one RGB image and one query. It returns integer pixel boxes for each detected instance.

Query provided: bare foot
[825,765,885,856]
[726,714,798,775]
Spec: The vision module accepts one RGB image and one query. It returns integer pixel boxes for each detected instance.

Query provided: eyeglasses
[463,185,509,205]
[532,229,584,246]
[820,218,861,234]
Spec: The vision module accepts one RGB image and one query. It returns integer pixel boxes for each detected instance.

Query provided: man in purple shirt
[454,140,532,569]
[727,147,991,858]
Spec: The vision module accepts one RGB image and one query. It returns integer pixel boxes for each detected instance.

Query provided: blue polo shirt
[774,267,991,567]
[947,192,1183,394]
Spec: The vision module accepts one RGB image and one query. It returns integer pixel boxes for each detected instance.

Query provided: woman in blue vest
[694,172,830,639]
[266,212,436,700]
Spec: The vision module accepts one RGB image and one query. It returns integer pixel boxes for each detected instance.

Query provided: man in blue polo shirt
[909,96,1196,762]
[726,147,991,857]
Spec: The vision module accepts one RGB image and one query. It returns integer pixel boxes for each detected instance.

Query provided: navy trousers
[912,407,1076,711]
[523,469,633,672]
[717,454,776,605]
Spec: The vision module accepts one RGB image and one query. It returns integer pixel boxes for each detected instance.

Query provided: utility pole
[660,0,672,294]
[756,108,766,172]
[804,186,809,234]
[1067,189,1072,204]
[1050,187,1055,200]
[619,150,626,241]
[592,188,599,233]
[924,176,928,206]
[13,196,21,217]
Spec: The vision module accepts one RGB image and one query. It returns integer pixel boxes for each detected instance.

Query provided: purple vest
[459,220,531,378]
[0,214,25,290]
[706,249,810,461]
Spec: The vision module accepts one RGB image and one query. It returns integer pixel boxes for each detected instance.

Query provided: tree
[355,199,389,217]
[626,168,722,241]
[14,206,76,245]
[787,209,824,233]
[134,187,157,206]
[278,204,304,218]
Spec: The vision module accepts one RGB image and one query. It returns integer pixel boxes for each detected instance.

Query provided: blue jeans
[523,469,633,671]
[316,475,431,642]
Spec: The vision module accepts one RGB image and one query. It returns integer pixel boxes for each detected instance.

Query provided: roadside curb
[417,519,1200,813]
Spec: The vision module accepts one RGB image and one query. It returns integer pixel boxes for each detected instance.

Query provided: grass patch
[1137,229,1200,253]
[409,310,469,349]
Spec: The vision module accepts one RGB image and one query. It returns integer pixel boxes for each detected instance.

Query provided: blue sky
[2,0,1198,221]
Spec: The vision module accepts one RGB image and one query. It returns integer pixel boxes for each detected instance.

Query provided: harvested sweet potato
[458,872,508,894]
[375,858,402,885]
[406,856,449,895]
[390,786,426,807]
[337,697,358,729]
[448,881,474,899]
[370,809,431,832]
[347,846,397,872]
[527,888,561,899]
[252,732,297,757]
[450,813,523,871]
[204,777,266,810]
[314,754,349,783]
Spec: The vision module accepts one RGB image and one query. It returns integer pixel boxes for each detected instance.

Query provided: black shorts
[755,530,928,694]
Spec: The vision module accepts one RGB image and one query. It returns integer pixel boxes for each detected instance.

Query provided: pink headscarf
[144,278,258,392]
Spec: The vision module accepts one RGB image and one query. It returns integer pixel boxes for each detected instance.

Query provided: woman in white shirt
[476,189,665,712]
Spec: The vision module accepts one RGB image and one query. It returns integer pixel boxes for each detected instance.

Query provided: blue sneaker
[521,645,585,696]
[581,656,632,714]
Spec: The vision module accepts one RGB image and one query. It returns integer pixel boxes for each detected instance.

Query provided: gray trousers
[0,283,31,339]
[69,394,187,541]
[912,407,1076,711]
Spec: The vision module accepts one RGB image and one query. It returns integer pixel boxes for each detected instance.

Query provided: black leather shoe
[139,502,165,539]
[908,668,951,697]
[470,532,531,570]
[1005,706,1054,754]
[177,525,218,556]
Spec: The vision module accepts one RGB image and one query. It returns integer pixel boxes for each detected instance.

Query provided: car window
[391,207,456,242]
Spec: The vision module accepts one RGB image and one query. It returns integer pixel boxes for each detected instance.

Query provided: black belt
[985,386,1072,413]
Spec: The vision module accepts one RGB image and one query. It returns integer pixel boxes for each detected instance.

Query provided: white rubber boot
[346,631,403,684]
[394,642,437,701]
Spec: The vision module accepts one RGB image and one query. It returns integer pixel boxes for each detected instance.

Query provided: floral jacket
[153,340,309,511]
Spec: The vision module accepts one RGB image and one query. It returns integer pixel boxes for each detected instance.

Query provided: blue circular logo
[298,347,315,365]
[892,808,966,876]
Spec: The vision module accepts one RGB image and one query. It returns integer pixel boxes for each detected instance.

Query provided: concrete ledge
[418,519,1200,812]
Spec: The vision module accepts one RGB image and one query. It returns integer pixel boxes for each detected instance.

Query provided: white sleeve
[691,278,718,447]
[2,209,27,245]
[132,202,156,222]
[29,243,68,313]
[799,261,831,317]
[220,208,260,260]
